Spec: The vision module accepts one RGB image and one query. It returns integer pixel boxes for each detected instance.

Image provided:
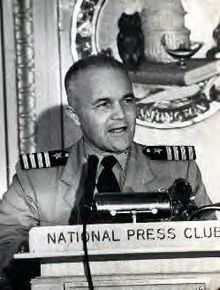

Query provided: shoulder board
[20,150,69,170]
[143,145,196,161]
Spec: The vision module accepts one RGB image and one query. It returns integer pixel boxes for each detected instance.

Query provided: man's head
[65,54,136,154]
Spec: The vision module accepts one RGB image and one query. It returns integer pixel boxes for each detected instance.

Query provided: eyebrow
[122,93,135,99]
[92,93,135,106]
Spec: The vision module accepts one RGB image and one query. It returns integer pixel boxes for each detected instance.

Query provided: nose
[112,102,125,119]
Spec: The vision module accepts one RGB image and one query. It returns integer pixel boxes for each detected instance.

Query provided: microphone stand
[80,155,99,290]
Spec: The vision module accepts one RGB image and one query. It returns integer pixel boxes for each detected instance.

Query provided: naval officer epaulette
[20,150,69,170]
[143,145,196,161]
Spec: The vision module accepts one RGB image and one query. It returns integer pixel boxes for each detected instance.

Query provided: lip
[108,126,128,134]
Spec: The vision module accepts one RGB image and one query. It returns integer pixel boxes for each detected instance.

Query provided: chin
[109,140,132,153]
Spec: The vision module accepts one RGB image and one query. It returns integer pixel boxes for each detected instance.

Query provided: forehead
[74,65,132,103]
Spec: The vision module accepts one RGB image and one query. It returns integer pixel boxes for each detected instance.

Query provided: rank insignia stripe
[20,150,69,170]
[143,146,196,161]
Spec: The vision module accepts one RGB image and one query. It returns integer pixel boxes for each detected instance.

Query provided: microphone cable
[189,204,220,220]
[82,222,94,290]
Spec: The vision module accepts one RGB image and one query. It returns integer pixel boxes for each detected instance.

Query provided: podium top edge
[14,248,220,260]
[29,220,220,232]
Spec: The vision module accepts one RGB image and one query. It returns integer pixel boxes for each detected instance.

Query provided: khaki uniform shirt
[0,139,212,271]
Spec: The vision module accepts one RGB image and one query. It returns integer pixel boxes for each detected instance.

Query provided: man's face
[72,66,136,154]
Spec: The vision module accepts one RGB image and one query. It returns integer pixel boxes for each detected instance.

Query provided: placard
[27,221,220,257]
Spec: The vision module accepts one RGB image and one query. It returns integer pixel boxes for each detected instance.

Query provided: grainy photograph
[1,0,220,289]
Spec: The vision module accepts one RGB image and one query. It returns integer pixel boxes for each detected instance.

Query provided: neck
[82,137,129,172]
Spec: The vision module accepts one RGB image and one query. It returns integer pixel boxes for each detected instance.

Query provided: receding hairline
[64,55,130,106]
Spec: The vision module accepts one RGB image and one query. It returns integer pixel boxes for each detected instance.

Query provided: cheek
[93,113,109,127]
[126,107,136,122]
[87,115,108,136]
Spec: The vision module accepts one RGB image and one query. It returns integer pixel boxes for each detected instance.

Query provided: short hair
[64,54,129,106]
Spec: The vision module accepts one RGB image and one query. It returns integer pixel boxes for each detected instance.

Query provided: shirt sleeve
[0,173,39,273]
[187,160,216,220]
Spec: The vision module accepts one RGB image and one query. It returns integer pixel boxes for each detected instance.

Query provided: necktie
[97,156,121,192]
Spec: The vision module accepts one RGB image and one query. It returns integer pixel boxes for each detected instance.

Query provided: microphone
[95,192,172,219]
[68,155,99,225]
[94,191,173,223]
[93,179,196,222]
[80,155,99,223]
[168,178,197,220]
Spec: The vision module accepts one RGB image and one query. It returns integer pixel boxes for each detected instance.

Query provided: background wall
[0,0,18,194]
[0,0,220,203]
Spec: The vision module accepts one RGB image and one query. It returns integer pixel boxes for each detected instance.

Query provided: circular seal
[70,0,220,129]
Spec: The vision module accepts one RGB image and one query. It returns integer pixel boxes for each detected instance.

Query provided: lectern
[15,221,220,289]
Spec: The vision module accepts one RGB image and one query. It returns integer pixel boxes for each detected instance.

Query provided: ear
[65,105,81,126]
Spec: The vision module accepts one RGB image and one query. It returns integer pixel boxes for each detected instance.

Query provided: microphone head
[85,154,99,202]
[74,155,99,224]
[87,155,99,170]
[169,178,192,205]
[168,178,197,220]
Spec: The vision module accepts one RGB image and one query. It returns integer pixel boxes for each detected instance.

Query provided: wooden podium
[15,221,220,289]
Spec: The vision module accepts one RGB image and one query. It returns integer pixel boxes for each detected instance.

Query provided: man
[0,54,213,288]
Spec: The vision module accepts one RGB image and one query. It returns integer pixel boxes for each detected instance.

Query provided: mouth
[108,125,128,135]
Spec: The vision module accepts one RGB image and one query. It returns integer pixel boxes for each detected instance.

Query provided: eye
[95,99,111,108]
[123,94,135,104]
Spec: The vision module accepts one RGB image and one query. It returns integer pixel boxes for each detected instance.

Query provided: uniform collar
[60,138,87,186]
[60,139,156,188]
[122,142,155,191]
[59,139,156,206]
